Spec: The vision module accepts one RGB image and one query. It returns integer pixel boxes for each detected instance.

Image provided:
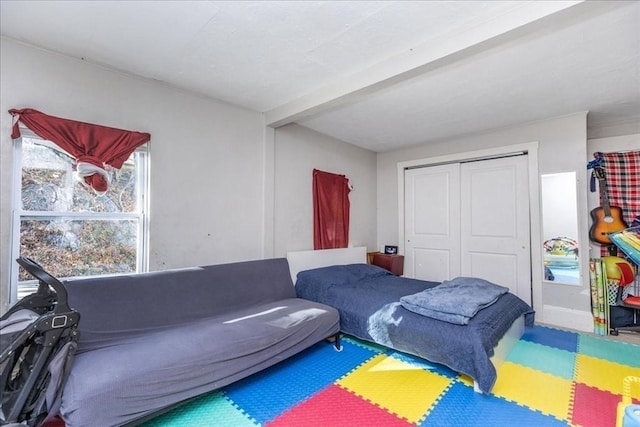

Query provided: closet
[404,154,532,305]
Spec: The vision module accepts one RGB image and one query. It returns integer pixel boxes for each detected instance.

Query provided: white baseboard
[541,305,594,333]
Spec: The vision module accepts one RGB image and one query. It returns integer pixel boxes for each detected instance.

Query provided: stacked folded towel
[400,277,509,325]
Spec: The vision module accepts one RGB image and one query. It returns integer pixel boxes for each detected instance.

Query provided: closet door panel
[404,164,461,282]
[460,155,531,305]
[467,252,518,290]
[414,248,451,283]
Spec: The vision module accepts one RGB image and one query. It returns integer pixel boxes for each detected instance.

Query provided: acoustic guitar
[589,165,628,245]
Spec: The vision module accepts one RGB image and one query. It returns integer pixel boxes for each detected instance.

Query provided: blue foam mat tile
[420,382,569,427]
[343,335,389,354]
[521,325,578,353]
[224,340,377,423]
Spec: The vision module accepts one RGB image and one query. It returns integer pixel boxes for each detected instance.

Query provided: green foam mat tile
[141,392,257,427]
[578,334,640,367]
[507,339,576,380]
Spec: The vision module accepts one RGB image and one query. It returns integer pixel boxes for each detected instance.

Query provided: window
[11,135,149,300]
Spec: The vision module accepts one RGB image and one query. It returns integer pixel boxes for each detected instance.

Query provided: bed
[287,247,534,394]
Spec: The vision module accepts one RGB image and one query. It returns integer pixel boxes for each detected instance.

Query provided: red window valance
[313,169,351,250]
[9,108,151,193]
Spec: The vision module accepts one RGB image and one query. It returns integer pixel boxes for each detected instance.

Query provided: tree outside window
[12,137,148,299]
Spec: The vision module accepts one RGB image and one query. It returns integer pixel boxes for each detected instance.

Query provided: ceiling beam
[264,1,588,128]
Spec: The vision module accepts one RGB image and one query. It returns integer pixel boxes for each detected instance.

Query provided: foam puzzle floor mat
[141,325,640,427]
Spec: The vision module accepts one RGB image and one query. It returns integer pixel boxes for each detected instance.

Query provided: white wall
[4,36,634,328]
[377,113,592,330]
[273,124,377,256]
[0,38,266,312]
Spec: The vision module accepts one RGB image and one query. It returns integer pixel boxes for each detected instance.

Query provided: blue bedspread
[295,264,534,393]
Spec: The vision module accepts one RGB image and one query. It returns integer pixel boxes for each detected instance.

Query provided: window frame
[9,129,149,302]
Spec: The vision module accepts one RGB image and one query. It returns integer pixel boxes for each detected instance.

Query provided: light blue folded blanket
[400,277,509,325]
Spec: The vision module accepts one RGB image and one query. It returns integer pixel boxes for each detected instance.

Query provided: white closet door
[404,163,461,282]
[460,155,531,305]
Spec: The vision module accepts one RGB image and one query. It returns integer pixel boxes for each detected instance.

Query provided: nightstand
[371,253,404,276]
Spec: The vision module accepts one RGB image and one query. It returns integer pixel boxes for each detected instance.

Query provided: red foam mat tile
[266,384,412,427]
[572,383,620,427]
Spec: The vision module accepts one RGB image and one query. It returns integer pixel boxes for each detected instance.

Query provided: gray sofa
[59,258,340,427]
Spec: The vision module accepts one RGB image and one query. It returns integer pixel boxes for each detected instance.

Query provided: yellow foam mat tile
[458,373,474,388]
[337,354,452,423]
[492,361,573,420]
[575,354,640,395]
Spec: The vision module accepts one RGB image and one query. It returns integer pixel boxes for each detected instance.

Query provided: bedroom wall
[273,123,377,257]
[377,113,592,330]
[0,38,266,312]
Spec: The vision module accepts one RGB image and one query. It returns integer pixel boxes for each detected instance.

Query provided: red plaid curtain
[594,151,640,255]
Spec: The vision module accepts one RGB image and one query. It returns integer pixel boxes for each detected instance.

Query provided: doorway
[404,154,532,305]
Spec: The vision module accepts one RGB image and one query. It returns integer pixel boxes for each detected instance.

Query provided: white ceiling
[1,1,639,152]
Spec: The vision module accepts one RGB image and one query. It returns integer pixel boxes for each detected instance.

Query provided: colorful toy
[602,256,636,285]
[616,376,640,427]
[543,237,579,269]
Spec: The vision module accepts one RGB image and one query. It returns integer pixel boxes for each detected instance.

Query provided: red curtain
[9,108,151,192]
[313,169,351,250]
